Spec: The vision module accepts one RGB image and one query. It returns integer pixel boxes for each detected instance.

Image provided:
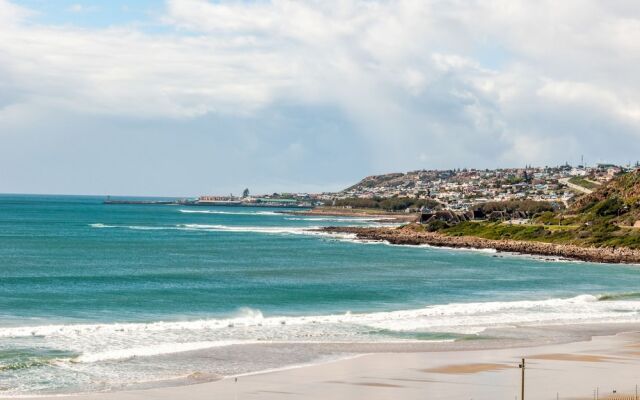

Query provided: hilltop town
[322,163,635,211]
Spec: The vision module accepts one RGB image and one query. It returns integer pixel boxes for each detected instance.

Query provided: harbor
[103,195,314,208]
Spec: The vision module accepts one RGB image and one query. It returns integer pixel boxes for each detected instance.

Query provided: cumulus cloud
[0,0,639,194]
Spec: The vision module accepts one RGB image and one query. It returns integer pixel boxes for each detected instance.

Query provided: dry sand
[14,329,640,400]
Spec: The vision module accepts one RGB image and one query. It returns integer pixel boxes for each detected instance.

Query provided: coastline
[13,322,640,400]
[321,226,640,264]
[6,197,640,397]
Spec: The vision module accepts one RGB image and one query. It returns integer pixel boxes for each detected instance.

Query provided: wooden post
[519,358,525,400]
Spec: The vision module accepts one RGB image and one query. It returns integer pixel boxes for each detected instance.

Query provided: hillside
[344,172,412,192]
[570,169,640,226]
[422,169,640,249]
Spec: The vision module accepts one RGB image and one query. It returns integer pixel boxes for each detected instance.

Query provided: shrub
[425,220,450,232]
[592,197,623,217]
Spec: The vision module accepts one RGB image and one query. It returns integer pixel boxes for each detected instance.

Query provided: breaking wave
[88,223,357,239]
[177,224,316,235]
[178,209,280,216]
[598,292,640,301]
[89,223,117,228]
[284,216,394,222]
[3,294,640,366]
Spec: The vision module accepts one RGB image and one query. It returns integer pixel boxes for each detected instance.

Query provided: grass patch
[433,221,640,249]
[569,176,601,190]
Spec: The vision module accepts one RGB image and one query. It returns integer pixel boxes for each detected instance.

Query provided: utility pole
[519,358,525,400]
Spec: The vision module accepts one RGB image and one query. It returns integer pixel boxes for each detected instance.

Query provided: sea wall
[322,226,640,264]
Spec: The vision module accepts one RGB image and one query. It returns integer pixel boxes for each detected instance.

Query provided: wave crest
[179,209,279,216]
[2,294,637,340]
[598,292,640,301]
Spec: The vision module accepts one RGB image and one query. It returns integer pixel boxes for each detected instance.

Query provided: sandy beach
[15,324,640,400]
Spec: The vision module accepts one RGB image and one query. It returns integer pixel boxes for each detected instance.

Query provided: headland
[321,225,640,264]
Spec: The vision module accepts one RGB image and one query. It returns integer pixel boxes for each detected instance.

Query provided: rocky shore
[321,226,640,264]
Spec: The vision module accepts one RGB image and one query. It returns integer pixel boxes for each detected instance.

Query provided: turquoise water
[2,194,640,395]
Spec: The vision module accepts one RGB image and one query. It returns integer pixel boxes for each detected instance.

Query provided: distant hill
[344,172,410,192]
[571,169,640,226]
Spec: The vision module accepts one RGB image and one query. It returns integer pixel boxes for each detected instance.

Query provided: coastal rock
[321,226,640,264]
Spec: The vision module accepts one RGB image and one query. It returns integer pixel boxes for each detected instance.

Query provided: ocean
[2,194,640,395]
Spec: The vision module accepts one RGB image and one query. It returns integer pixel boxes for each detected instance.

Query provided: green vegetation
[472,200,559,215]
[329,197,440,212]
[416,220,640,249]
[569,176,600,190]
[572,173,640,226]
[445,222,563,242]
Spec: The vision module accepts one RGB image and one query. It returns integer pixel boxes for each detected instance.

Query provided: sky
[1,0,639,196]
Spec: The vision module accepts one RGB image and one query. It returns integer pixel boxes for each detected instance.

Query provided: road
[559,177,593,194]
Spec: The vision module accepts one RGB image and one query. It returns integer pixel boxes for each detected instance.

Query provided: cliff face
[322,226,640,264]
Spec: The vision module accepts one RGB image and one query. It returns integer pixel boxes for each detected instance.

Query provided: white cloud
[0,0,31,25]
[68,4,98,13]
[0,0,639,180]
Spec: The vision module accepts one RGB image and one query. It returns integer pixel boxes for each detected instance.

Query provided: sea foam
[178,209,280,216]
[3,294,639,348]
[73,340,253,363]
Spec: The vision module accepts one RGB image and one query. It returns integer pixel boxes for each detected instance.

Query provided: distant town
[106,162,639,212]
[332,163,638,211]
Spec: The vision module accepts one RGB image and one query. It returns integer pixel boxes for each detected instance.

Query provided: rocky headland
[321,226,640,264]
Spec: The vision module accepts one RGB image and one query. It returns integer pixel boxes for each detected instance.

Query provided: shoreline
[12,322,640,400]
[321,226,640,264]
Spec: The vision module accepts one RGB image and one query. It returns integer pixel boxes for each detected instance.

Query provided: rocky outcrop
[321,226,640,264]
